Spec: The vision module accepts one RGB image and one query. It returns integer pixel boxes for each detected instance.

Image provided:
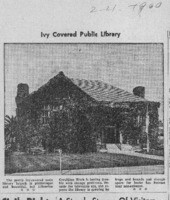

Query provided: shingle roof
[27,72,147,104]
[71,78,147,103]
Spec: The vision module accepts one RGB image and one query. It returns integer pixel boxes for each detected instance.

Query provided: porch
[97,125,142,153]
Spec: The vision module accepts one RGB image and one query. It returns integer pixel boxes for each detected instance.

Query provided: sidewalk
[11,165,164,176]
[110,151,164,161]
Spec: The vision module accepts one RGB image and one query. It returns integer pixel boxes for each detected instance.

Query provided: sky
[5,43,164,120]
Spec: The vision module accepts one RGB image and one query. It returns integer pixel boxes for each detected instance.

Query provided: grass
[5,152,164,174]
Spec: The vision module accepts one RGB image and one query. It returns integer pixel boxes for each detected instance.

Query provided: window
[42,110,48,124]
[41,104,63,124]
[42,105,51,124]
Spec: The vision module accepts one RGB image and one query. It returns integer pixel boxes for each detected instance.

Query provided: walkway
[11,165,164,176]
[111,151,164,161]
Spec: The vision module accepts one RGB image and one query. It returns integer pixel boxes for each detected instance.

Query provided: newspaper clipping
[0,1,169,200]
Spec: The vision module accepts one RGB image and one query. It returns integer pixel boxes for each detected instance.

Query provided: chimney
[17,83,29,98]
[133,86,145,98]
[16,83,29,105]
[15,83,29,118]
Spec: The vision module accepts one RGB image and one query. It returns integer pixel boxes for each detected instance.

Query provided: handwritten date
[90,2,162,16]
[128,2,162,15]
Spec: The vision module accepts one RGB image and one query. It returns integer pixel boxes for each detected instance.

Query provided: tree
[5,115,17,151]
[16,116,43,152]
[5,114,43,153]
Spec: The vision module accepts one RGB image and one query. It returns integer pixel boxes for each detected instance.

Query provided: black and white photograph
[4,43,164,175]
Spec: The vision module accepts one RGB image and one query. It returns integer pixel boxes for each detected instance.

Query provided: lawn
[5,152,164,174]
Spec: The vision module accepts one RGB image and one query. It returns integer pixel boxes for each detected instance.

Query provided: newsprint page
[0,1,170,200]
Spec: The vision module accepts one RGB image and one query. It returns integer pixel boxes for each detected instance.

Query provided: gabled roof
[71,78,147,103]
[27,71,147,104]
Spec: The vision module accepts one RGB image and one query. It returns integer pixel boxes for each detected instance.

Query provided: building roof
[27,71,147,105]
[71,78,147,103]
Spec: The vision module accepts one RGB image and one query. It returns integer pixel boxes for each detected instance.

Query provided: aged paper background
[0,0,170,199]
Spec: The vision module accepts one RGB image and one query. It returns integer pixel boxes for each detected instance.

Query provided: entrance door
[105,126,116,143]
